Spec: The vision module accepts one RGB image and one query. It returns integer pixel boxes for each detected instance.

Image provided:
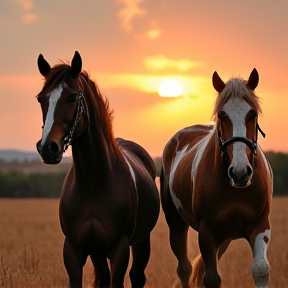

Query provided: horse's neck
[71,87,119,184]
[71,124,118,185]
[208,129,222,165]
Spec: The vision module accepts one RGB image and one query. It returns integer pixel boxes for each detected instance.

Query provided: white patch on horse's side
[191,128,215,189]
[41,85,63,147]
[222,98,251,171]
[169,145,189,209]
[252,229,271,287]
[123,155,137,190]
[257,146,272,179]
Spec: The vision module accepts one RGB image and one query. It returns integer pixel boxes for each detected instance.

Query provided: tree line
[0,151,287,197]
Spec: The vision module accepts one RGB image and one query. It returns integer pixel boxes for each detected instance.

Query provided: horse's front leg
[249,218,271,288]
[198,222,221,288]
[109,237,130,288]
[63,238,87,288]
[129,234,151,288]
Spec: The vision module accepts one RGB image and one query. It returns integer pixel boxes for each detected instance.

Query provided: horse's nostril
[228,167,234,179]
[48,142,60,154]
[247,165,253,176]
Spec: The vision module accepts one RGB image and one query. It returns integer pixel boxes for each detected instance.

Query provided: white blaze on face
[41,85,63,147]
[222,98,251,172]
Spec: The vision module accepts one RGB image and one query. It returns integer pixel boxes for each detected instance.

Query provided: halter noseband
[218,123,265,165]
[62,89,85,152]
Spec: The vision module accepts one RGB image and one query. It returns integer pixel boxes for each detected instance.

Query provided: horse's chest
[59,188,131,238]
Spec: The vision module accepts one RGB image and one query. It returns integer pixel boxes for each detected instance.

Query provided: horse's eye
[68,93,78,103]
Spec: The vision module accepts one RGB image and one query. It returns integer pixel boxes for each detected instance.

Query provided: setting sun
[158,79,183,97]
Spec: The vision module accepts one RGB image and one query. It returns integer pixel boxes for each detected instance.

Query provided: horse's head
[36,51,87,164]
[212,68,264,188]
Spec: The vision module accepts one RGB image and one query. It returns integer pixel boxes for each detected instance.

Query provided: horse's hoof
[172,279,190,288]
[172,279,180,288]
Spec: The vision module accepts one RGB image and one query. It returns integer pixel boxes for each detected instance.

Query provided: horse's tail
[190,254,205,287]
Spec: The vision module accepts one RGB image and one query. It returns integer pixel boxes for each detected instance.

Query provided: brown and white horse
[36,51,160,288]
[160,69,273,288]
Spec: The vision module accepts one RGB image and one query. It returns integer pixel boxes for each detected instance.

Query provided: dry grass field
[0,181,287,288]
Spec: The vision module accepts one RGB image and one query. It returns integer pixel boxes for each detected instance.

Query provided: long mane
[212,77,262,123]
[79,71,116,150]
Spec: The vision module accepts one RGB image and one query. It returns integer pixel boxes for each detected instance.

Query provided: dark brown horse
[160,69,273,288]
[36,51,160,288]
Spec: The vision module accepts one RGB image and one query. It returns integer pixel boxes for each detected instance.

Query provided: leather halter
[218,123,266,165]
[62,89,85,152]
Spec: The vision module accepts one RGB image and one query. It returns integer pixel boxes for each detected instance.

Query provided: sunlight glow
[144,55,202,71]
[158,79,183,97]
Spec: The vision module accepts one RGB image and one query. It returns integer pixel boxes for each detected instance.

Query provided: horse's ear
[247,68,259,90]
[71,51,82,77]
[212,71,226,93]
[37,54,51,77]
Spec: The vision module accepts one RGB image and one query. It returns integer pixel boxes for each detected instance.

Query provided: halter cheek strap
[62,89,85,152]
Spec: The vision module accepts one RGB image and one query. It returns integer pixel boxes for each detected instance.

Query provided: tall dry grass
[0,193,287,287]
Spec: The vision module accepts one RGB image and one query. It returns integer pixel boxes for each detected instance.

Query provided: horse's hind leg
[170,222,192,288]
[129,234,151,288]
[198,222,221,288]
[162,191,192,287]
[63,238,87,288]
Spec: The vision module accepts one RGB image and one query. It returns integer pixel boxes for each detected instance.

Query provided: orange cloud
[145,29,162,40]
[90,72,211,100]
[15,0,33,10]
[22,13,38,23]
[116,0,146,32]
[144,55,203,71]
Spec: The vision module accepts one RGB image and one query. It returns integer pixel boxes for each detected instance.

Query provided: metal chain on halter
[62,89,84,152]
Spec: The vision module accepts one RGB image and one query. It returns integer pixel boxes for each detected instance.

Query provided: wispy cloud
[145,29,162,40]
[90,72,211,99]
[116,0,146,32]
[15,0,34,10]
[14,0,38,23]
[144,55,203,71]
[22,13,38,23]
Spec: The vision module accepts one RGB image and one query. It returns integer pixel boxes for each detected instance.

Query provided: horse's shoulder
[167,124,214,150]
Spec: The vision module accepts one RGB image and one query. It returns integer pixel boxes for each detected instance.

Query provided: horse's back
[162,124,214,176]
[116,137,156,179]
[116,137,160,244]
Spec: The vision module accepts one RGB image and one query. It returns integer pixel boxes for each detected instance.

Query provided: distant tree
[0,152,287,197]
[265,152,288,196]
[153,157,162,177]
[0,171,66,198]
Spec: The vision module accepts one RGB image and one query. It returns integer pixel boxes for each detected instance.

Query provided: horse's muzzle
[228,165,253,188]
[36,140,63,164]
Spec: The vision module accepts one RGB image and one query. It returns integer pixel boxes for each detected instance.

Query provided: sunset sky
[0,0,287,158]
